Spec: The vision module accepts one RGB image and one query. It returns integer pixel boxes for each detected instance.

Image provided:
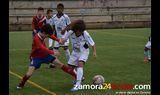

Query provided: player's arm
[61,30,73,44]
[61,24,71,35]
[92,44,97,58]
[48,35,59,42]
[61,15,71,35]
[48,35,64,44]
[85,32,97,58]
[32,17,37,33]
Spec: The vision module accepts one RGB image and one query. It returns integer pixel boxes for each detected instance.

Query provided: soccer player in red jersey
[16,24,76,90]
[32,7,46,37]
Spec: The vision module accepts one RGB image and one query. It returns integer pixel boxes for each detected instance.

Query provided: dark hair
[47,9,53,14]
[57,3,64,8]
[41,24,53,35]
[38,7,44,11]
[71,20,86,33]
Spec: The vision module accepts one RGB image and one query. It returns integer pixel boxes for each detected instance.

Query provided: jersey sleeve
[32,16,37,30]
[63,30,73,41]
[65,15,71,25]
[48,35,60,42]
[84,31,95,46]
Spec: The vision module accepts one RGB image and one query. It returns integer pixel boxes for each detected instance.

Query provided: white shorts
[54,39,69,47]
[145,41,151,49]
[68,51,89,66]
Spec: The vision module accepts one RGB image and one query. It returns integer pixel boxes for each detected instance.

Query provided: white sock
[76,67,83,86]
[65,49,70,61]
[49,38,53,47]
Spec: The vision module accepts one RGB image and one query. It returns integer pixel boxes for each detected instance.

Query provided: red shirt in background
[32,15,46,30]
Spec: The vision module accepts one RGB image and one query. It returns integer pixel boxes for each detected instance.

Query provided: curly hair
[71,19,86,33]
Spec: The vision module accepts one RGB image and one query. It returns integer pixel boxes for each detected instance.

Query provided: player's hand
[53,51,61,56]
[33,29,37,33]
[58,38,63,44]
[59,39,65,44]
[93,51,97,59]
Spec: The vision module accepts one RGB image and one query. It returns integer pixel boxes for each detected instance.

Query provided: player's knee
[26,71,33,76]
[52,59,63,68]
[26,66,35,76]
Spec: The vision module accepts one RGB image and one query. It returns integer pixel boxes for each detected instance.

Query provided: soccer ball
[92,75,105,85]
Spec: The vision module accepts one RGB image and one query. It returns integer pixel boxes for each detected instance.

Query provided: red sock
[22,75,30,82]
[61,65,76,79]
[19,75,30,86]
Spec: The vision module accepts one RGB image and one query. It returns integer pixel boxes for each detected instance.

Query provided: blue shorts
[29,54,56,69]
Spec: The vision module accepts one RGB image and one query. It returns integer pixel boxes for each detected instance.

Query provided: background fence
[9,0,151,31]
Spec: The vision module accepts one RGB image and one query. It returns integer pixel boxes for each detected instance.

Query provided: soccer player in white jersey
[51,3,71,63]
[46,9,54,49]
[61,20,97,91]
[144,36,151,63]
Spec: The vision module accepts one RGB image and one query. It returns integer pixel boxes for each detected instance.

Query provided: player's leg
[144,47,151,62]
[147,41,151,61]
[67,52,85,85]
[144,47,149,62]
[17,66,35,89]
[62,33,70,61]
[67,51,78,75]
[147,48,151,61]
[144,41,151,62]
[70,51,89,91]
[48,38,53,50]
[62,46,70,61]
[70,61,84,91]
[17,58,42,89]
[49,41,59,68]
[68,64,85,84]
[51,58,76,79]
[62,39,70,61]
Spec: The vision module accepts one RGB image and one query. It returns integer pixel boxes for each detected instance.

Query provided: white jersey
[64,30,95,52]
[52,14,71,38]
[46,17,53,25]
[145,36,151,49]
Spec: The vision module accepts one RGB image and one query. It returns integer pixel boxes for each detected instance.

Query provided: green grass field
[9,28,151,95]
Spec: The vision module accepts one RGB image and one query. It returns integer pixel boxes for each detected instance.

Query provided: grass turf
[9,28,151,95]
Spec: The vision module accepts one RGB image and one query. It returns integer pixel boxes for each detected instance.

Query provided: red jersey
[32,15,46,30]
[30,33,59,58]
